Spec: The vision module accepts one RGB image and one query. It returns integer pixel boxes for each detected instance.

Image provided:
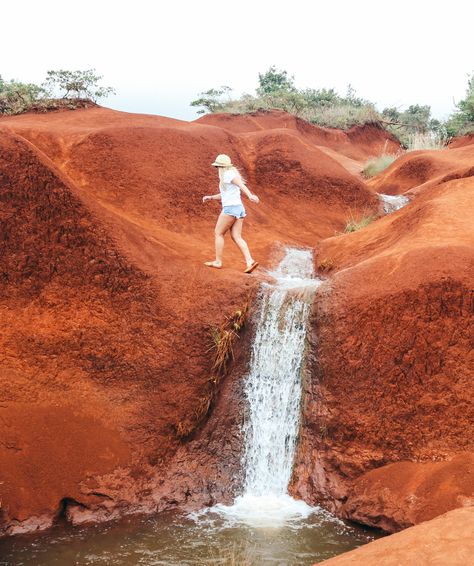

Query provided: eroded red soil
[314,507,474,565]
[0,108,387,534]
[291,142,474,532]
[0,107,472,549]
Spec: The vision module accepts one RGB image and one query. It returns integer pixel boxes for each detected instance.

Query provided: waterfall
[378,193,410,214]
[212,248,322,526]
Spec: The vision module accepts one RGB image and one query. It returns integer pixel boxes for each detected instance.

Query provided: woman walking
[202,154,259,273]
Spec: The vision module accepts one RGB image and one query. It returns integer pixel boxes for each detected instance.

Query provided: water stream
[378,193,410,214]
[0,249,379,565]
[208,248,322,528]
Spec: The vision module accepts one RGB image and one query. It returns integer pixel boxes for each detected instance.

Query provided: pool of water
[0,508,380,566]
[0,248,382,564]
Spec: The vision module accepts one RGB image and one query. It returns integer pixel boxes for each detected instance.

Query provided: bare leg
[205,212,235,267]
[230,218,254,267]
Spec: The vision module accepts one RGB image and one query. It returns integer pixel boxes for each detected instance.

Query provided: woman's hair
[218,165,245,190]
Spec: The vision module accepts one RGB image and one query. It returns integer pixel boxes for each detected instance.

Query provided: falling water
[378,193,410,214]
[213,248,323,526]
[0,248,378,565]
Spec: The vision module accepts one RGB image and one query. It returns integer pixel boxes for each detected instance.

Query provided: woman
[202,154,260,273]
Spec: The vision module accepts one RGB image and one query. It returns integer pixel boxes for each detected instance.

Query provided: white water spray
[378,193,410,214]
[212,248,322,527]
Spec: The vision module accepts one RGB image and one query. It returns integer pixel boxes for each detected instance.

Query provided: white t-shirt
[219,168,243,207]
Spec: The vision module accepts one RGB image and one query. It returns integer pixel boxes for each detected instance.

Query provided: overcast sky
[2,0,473,121]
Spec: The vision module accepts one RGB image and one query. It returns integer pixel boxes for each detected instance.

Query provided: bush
[191,68,380,129]
[445,72,474,136]
[0,77,45,115]
[42,69,115,101]
[0,69,115,116]
[362,154,397,178]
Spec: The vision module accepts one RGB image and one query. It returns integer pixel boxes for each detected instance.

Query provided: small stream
[378,193,410,214]
[0,249,380,565]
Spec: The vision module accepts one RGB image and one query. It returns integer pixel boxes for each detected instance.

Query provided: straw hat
[212,154,233,167]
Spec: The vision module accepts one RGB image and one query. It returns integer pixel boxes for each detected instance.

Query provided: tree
[301,87,340,107]
[0,76,45,114]
[400,104,432,133]
[190,86,232,114]
[43,69,115,101]
[257,66,295,96]
[382,106,401,122]
[446,72,474,136]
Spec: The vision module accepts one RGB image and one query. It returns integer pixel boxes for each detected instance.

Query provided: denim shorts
[223,204,246,218]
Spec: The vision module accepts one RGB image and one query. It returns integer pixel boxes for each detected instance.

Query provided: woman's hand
[249,194,260,204]
[202,195,211,203]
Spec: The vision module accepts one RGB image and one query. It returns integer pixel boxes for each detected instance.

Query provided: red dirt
[366,143,474,196]
[0,106,472,547]
[291,148,474,531]
[342,453,474,531]
[0,107,381,535]
[448,132,474,148]
[314,507,474,565]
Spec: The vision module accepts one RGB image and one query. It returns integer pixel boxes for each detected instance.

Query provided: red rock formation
[291,146,474,531]
[342,453,474,531]
[0,108,382,535]
[314,507,474,565]
[1,106,472,543]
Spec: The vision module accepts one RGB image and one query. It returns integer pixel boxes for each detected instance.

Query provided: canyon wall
[292,144,474,531]
[0,108,385,534]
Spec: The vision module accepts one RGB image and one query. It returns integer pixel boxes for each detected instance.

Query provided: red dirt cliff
[0,108,384,534]
[291,142,474,532]
[0,107,472,547]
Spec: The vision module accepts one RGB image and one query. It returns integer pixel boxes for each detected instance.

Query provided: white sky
[2,0,473,121]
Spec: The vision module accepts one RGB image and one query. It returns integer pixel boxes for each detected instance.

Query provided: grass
[303,104,380,129]
[174,305,249,440]
[209,308,247,378]
[344,209,376,233]
[406,132,448,151]
[362,154,397,178]
[216,95,380,130]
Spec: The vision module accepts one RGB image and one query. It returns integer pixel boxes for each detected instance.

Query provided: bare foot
[205,261,222,269]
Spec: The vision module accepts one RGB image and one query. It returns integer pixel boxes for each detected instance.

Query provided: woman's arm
[232,176,260,203]
[202,193,221,203]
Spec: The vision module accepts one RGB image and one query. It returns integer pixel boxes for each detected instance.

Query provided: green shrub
[362,154,397,178]
[445,72,474,137]
[0,77,45,115]
[42,69,115,101]
[0,69,114,116]
[191,67,381,129]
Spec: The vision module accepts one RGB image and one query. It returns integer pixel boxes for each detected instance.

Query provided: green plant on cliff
[0,69,115,115]
[362,154,397,178]
[445,71,474,136]
[0,76,45,115]
[191,67,474,141]
[190,85,233,114]
[42,69,115,101]
[191,66,379,129]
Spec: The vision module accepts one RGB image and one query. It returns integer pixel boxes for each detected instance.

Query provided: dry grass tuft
[317,257,335,273]
[174,303,250,440]
[406,132,447,151]
[344,208,376,233]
